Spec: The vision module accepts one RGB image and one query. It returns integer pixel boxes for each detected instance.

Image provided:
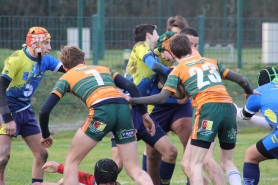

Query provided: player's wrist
[2,113,13,123]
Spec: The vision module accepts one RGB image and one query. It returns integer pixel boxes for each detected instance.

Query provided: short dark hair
[170,34,191,59]
[94,158,119,185]
[257,67,278,86]
[133,24,157,43]
[180,27,198,37]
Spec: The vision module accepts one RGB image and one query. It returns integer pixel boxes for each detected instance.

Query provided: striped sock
[227,170,242,185]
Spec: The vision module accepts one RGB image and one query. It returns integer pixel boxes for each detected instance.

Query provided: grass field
[5,128,277,185]
[0,47,277,184]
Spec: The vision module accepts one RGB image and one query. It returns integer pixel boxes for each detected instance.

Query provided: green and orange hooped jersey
[163,56,232,107]
[51,64,122,107]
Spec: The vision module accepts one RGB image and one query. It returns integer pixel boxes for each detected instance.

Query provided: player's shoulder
[42,54,59,63]
[256,82,278,92]
[6,49,24,62]
[203,57,218,64]
[132,41,150,54]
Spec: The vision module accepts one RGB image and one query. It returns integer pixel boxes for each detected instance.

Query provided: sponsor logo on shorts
[201,120,213,130]
[117,129,135,140]
[88,121,106,134]
[198,119,214,136]
[271,134,278,143]
[227,128,237,139]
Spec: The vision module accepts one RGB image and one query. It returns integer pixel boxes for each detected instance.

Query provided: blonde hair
[57,46,85,69]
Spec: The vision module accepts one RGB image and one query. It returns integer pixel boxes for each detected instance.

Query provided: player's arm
[114,74,147,115]
[225,70,253,94]
[39,94,61,138]
[0,77,13,123]
[234,104,272,130]
[144,55,170,76]
[57,164,95,185]
[157,69,185,99]
[58,66,66,73]
[77,170,95,185]
[129,89,173,105]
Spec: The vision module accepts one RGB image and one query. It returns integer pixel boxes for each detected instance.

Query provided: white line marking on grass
[260,177,278,181]
[236,142,251,145]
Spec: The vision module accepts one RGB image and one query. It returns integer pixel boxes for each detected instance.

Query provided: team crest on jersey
[117,129,135,140]
[198,120,214,136]
[227,128,237,139]
[22,72,29,80]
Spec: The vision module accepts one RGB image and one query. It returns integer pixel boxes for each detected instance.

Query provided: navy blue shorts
[12,107,41,137]
[132,108,166,147]
[260,130,278,159]
[149,101,192,132]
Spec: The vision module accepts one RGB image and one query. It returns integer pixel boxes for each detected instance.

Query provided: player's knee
[0,154,10,172]
[203,157,215,172]
[244,147,254,161]
[164,145,177,160]
[203,158,210,171]
[180,160,190,173]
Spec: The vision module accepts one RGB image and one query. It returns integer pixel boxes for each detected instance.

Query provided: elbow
[39,107,49,117]
[238,75,248,86]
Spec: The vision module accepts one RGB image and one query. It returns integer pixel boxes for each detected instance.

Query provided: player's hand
[245,90,261,99]
[173,85,186,99]
[157,81,163,89]
[117,89,131,102]
[40,136,53,148]
[233,103,243,120]
[177,93,190,104]
[42,161,59,173]
[5,121,16,136]
[142,113,155,136]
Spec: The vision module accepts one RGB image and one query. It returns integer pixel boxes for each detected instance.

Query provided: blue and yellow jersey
[245,82,278,130]
[52,64,124,107]
[1,48,62,112]
[125,41,160,96]
[163,55,232,107]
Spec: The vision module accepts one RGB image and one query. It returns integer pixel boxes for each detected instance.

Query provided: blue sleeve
[43,55,62,72]
[245,94,261,113]
[164,96,178,104]
[143,55,169,76]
